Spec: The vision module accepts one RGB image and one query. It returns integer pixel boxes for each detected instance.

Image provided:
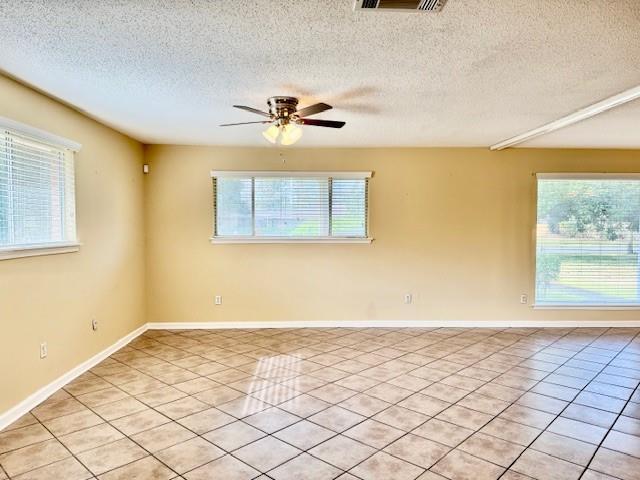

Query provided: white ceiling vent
[354,0,448,12]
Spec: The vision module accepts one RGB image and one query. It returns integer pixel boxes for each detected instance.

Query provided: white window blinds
[212,171,371,242]
[535,174,640,306]
[0,129,77,250]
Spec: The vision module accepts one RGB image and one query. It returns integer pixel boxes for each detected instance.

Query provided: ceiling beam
[490,85,640,150]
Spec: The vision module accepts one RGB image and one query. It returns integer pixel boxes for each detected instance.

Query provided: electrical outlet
[40,342,47,359]
[215,295,222,305]
[520,294,528,304]
[92,318,98,331]
[404,293,413,304]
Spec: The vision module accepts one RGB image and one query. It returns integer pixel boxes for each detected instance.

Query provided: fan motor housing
[267,96,299,118]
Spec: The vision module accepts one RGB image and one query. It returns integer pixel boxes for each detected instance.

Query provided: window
[211,171,371,243]
[535,174,640,307]
[0,122,79,258]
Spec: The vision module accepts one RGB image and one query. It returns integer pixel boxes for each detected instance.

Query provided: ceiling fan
[220,96,345,145]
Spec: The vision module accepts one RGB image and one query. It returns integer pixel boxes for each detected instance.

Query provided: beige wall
[0,75,146,412]
[145,145,640,324]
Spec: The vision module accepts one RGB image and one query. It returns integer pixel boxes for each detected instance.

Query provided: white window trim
[0,116,82,152]
[0,242,81,261]
[210,236,373,244]
[534,172,640,310]
[211,170,373,244]
[1,118,81,260]
[211,170,372,179]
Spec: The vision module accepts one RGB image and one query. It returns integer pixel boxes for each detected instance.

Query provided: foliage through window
[212,172,370,241]
[0,129,77,250]
[535,175,640,306]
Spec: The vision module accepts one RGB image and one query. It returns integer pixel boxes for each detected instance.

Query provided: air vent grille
[355,0,448,12]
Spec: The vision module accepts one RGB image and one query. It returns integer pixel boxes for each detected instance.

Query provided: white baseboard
[146,320,640,330]
[0,324,148,432]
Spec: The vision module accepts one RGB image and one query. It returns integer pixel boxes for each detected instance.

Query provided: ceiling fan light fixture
[262,124,280,144]
[280,123,303,146]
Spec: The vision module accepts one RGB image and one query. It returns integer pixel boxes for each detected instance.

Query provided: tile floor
[1,327,639,479]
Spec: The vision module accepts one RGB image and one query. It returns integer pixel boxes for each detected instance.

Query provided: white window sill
[533,304,640,310]
[0,242,81,261]
[210,236,373,244]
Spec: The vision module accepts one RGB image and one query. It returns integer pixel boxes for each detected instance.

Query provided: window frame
[210,170,373,244]
[0,116,81,260]
[533,172,640,310]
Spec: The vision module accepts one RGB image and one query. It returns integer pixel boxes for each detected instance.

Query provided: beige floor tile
[373,405,429,431]
[64,377,112,397]
[561,404,618,429]
[459,432,525,467]
[155,437,225,474]
[422,383,469,403]
[0,439,70,477]
[194,386,245,406]
[244,407,300,434]
[602,430,640,458]
[76,387,129,408]
[97,456,175,480]
[350,451,424,480]
[398,393,450,417]
[308,406,366,433]
[384,434,450,468]
[155,396,210,420]
[274,420,335,450]
[92,397,149,421]
[203,421,266,451]
[590,447,640,480]
[278,394,330,418]
[309,435,375,471]
[548,417,608,444]
[131,422,196,452]
[613,415,640,435]
[344,419,404,449]
[364,383,413,403]
[269,453,342,480]
[308,384,358,404]
[531,431,596,466]
[42,409,104,437]
[339,393,390,417]
[432,449,504,480]
[136,386,188,407]
[76,438,147,476]
[457,392,511,416]
[499,404,555,429]
[59,423,124,454]
[0,424,52,454]
[480,418,541,446]
[233,436,300,472]
[2,414,38,432]
[173,377,219,394]
[30,398,87,422]
[581,470,620,480]
[218,394,269,416]
[111,408,171,436]
[11,457,91,480]
[184,454,259,480]
[387,374,433,392]
[412,419,474,447]
[436,405,493,430]
[511,449,583,480]
[176,407,234,435]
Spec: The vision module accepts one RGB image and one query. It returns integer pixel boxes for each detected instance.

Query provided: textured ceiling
[0,0,639,147]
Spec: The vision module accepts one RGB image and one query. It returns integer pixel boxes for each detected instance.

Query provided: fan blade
[296,102,332,117]
[299,118,345,128]
[233,105,272,117]
[220,121,272,126]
